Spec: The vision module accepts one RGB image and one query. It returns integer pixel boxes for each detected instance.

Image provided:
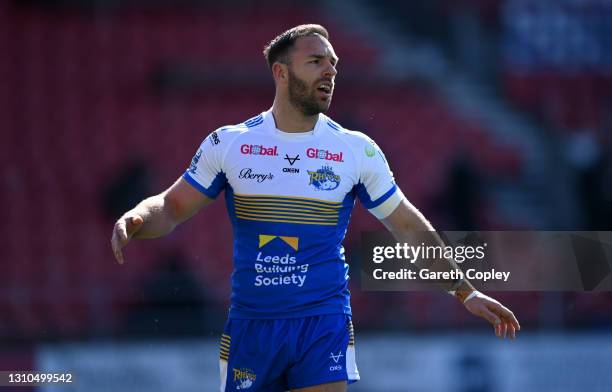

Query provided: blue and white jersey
[184,109,402,319]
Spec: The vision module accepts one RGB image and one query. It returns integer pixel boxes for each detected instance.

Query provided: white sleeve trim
[368,188,404,220]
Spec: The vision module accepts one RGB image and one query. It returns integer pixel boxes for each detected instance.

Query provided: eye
[310,59,319,64]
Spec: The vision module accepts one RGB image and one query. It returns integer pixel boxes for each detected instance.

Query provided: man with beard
[111,24,520,392]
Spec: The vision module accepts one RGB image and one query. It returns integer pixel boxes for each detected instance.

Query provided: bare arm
[380,195,520,339]
[380,197,476,300]
[110,177,213,264]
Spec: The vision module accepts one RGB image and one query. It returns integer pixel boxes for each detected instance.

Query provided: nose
[324,61,337,78]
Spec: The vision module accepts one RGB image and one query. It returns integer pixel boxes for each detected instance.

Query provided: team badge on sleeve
[366,139,387,163]
[364,145,376,157]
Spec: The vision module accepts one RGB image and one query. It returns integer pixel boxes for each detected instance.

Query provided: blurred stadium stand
[501,1,612,131]
[1,0,611,376]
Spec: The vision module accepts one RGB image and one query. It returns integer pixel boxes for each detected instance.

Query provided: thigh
[287,315,359,390]
[220,318,290,392]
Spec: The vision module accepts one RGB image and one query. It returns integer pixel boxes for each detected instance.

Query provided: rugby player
[111,24,520,392]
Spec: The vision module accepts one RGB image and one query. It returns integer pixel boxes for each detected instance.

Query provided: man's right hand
[111,215,144,264]
[109,177,214,265]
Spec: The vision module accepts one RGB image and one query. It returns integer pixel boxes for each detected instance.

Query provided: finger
[114,247,124,265]
[494,305,521,332]
[502,322,508,339]
[111,237,125,265]
[508,312,520,331]
[115,220,128,244]
[508,323,516,339]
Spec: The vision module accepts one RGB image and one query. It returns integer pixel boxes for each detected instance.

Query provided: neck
[271,96,319,133]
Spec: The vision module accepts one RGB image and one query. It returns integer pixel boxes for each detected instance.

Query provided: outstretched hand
[463,291,520,339]
[111,215,144,265]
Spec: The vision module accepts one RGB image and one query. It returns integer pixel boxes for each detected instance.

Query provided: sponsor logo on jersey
[283,155,300,173]
[209,131,220,146]
[307,166,341,191]
[256,252,297,265]
[239,168,274,183]
[187,148,202,174]
[233,368,256,389]
[241,144,278,156]
[255,234,307,286]
[306,148,344,162]
[259,234,299,250]
[284,154,300,165]
[257,235,298,265]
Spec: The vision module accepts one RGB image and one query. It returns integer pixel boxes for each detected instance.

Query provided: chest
[224,140,357,202]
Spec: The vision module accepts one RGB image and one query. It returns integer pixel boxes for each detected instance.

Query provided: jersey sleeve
[355,137,403,219]
[182,129,227,199]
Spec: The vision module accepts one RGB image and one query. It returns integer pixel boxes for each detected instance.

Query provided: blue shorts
[219,314,359,391]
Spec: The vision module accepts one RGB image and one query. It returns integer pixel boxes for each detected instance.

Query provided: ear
[272,62,288,85]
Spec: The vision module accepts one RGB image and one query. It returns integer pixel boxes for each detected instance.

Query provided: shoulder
[322,115,379,152]
[200,113,264,147]
[323,116,390,171]
[213,113,261,137]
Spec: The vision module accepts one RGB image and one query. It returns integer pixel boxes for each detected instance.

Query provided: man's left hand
[462,291,520,339]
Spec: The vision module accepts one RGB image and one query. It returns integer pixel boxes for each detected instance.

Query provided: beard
[287,67,331,116]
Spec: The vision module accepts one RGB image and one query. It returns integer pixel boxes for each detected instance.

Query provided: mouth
[316,81,333,99]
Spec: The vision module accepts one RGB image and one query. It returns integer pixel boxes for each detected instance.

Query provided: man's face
[284,35,338,116]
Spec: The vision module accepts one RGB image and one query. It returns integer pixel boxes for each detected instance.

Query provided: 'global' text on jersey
[306,148,344,162]
[241,144,279,156]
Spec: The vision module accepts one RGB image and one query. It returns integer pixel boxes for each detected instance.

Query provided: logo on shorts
[233,368,256,390]
[307,166,340,191]
[330,351,344,363]
[329,351,344,371]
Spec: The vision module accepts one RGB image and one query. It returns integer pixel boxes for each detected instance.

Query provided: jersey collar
[262,109,326,140]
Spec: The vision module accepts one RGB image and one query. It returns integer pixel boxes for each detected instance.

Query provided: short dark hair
[263,24,329,68]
